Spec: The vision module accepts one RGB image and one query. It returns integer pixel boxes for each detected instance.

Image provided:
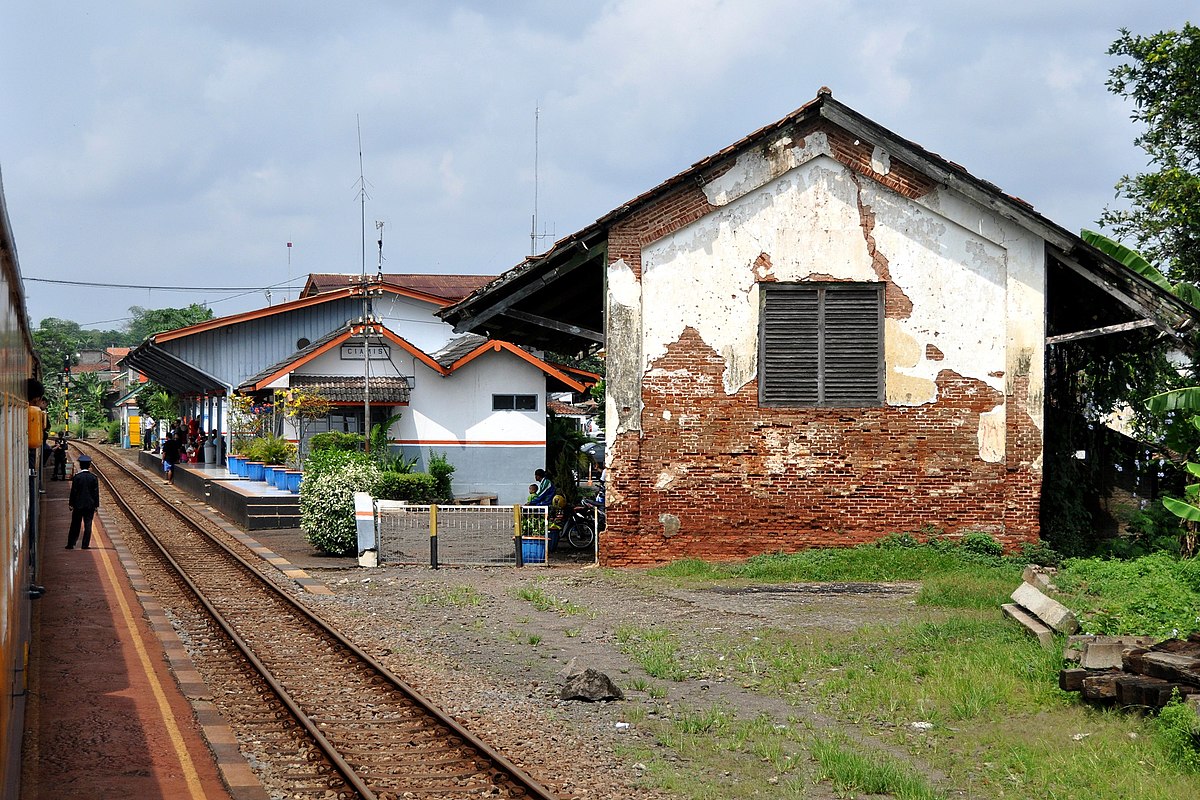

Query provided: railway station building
[123,273,594,503]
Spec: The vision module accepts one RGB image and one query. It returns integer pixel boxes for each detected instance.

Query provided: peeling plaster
[703,131,833,207]
[606,259,644,434]
[623,133,1047,465]
[660,514,681,538]
[655,463,688,490]
[871,146,891,175]
[978,404,1006,463]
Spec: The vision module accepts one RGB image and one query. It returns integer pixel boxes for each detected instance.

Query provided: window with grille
[759,282,883,407]
[493,394,538,411]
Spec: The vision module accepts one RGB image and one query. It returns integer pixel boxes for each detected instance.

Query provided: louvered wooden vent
[759,283,883,407]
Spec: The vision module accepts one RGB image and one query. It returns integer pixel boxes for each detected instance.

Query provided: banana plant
[1146,387,1200,555]
[1082,229,1200,308]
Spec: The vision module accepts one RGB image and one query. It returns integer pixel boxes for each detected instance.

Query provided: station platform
[135,451,300,531]
[20,451,359,799]
[21,475,262,800]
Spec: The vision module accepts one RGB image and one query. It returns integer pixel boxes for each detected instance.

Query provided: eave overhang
[120,340,227,396]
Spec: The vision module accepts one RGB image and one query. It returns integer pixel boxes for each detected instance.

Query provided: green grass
[811,735,945,799]
[624,546,1200,799]
[416,585,483,607]
[615,624,692,681]
[511,579,593,616]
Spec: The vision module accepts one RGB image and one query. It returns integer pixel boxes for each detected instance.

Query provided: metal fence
[375,503,553,567]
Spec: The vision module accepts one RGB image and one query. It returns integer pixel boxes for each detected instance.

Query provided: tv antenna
[531,104,554,255]
[354,115,372,276]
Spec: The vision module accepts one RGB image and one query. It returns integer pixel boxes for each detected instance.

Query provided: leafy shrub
[300,457,381,555]
[376,471,436,503]
[304,448,373,480]
[310,431,364,453]
[428,450,455,501]
[960,531,1003,557]
[877,532,921,549]
[1154,698,1200,772]
[1014,540,1063,567]
[104,420,121,444]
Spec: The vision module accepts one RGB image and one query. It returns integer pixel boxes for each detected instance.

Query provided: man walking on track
[67,454,100,550]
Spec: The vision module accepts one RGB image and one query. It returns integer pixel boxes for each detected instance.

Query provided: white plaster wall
[398,352,546,445]
[638,151,1045,412]
[374,293,460,353]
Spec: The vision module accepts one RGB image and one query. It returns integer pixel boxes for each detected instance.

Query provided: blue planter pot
[226,455,242,475]
[285,470,302,494]
[521,537,547,563]
[263,466,280,486]
[246,462,265,481]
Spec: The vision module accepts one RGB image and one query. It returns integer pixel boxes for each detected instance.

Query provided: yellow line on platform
[95,529,209,800]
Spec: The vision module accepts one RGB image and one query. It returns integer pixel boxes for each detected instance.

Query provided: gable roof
[440,89,1200,354]
[301,273,496,305]
[237,324,589,395]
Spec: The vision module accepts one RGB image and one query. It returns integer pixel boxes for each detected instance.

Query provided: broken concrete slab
[1011,582,1079,635]
[1021,564,1058,591]
[1002,603,1055,649]
[1063,635,1156,665]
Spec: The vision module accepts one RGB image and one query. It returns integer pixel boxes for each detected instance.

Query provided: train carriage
[0,168,40,800]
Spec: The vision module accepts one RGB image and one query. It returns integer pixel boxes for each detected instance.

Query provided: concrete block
[1022,564,1057,591]
[1011,582,1078,634]
[1002,603,1055,649]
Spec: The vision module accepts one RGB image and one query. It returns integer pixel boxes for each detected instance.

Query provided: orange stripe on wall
[394,439,546,446]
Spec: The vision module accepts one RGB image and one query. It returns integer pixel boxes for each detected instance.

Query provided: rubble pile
[1000,566,1200,711]
[1059,633,1200,710]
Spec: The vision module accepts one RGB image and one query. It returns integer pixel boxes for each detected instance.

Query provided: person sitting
[530,468,555,506]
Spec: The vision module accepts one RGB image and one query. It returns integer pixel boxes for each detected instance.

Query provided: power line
[24,276,307,291]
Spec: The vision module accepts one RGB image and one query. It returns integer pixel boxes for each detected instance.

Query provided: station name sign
[340,344,391,360]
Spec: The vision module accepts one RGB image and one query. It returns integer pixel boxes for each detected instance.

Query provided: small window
[493,394,538,411]
[759,282,883,407]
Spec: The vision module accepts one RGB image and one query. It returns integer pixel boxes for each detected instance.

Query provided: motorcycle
[561,483,604,550]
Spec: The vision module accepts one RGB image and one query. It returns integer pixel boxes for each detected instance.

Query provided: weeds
[416,585,483,607]
[512,580,593,616]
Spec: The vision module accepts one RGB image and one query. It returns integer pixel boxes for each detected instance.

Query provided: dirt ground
[291,558,930,798]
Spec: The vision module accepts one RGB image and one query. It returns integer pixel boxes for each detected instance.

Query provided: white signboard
[340,343,391,360]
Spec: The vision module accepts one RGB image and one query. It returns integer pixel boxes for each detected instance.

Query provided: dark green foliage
[310,431,365,453]
[1101,25,1200,286]
[1100,502,1187,558]
[126,304,214,342]
[427,450,455,502]
[1056,553,1200,636]
[376,471,436,503]
[960,532,1003,557]
[103,420,121,444]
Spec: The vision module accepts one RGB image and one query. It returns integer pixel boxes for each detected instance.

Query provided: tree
[127,304,214,342]
[1101,25,1200,284]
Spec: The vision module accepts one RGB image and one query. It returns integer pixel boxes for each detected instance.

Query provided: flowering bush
[300,452,380,555]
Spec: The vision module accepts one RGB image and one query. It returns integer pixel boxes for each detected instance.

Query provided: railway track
[80,444,561,800]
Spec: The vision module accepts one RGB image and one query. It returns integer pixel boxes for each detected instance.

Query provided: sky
[0,1,1194,333]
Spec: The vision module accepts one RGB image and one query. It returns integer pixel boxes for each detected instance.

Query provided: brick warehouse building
[442,90,1200,566]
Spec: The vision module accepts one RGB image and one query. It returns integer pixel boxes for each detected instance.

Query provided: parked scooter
[561,482,604,549]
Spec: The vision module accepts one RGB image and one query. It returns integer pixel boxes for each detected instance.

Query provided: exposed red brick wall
[602,329,1040,566]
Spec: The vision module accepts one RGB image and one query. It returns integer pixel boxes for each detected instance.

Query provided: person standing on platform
[66,454,100,549]
[51,438,67,480]
[27,379,46,472]
[161,431,182,484]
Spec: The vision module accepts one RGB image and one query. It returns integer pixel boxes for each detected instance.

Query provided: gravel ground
[293,561,927,799]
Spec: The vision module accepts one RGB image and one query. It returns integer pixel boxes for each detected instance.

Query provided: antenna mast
[357,116,367,275]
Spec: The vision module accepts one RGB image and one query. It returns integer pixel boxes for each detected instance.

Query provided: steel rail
[81,444,559,800]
